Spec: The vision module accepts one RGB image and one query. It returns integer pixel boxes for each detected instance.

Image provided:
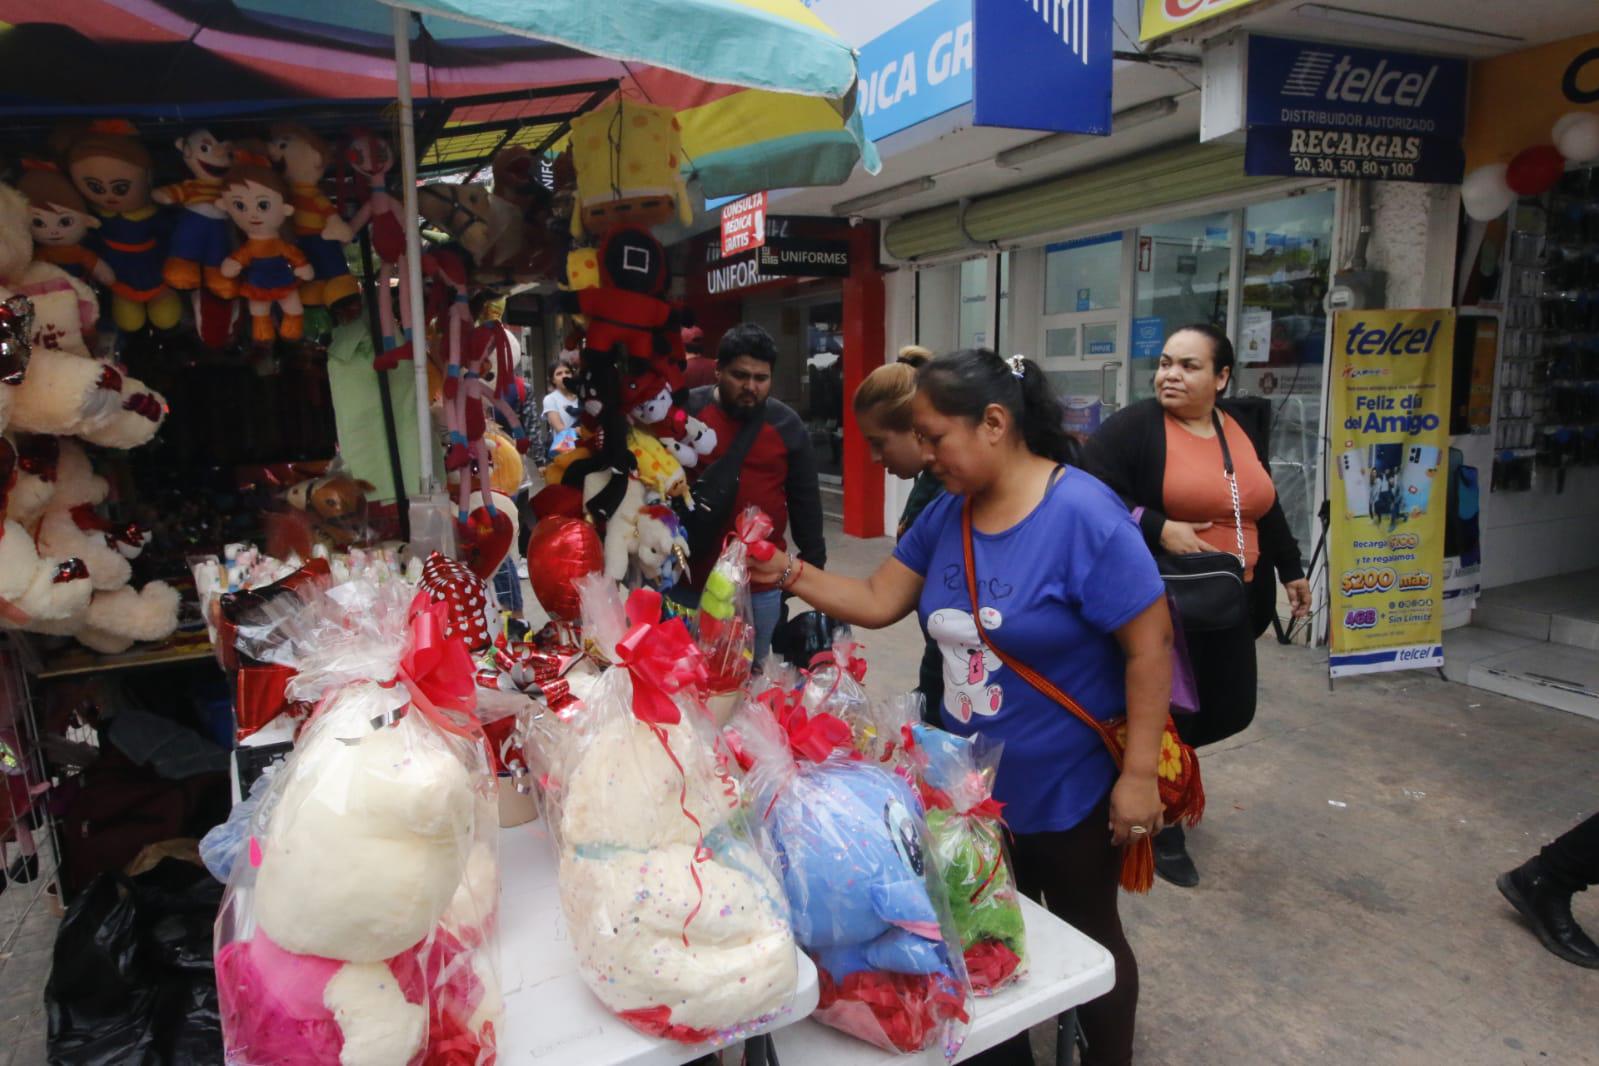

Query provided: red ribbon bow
[758,686,853,763]
[729,508,775,550]
[810,642,867,684]
[613,588,708,724]
[389,593,481,739]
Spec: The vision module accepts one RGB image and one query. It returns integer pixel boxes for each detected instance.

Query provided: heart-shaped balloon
[458,505,514,581]
[527,516,604,622]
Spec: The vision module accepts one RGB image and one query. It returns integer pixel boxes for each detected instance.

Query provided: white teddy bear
[0,435,92,626]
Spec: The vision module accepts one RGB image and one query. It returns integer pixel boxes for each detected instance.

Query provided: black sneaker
[1153,825,1199,888]
[1497,859,1599,969]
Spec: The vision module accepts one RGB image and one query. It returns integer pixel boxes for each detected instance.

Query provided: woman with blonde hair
[854,348,945,716]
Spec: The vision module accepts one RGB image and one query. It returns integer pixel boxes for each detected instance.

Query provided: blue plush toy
[762,759,953,981]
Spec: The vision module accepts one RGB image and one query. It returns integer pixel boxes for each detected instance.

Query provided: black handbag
[682,410,764,563]
[1151,411,1250,634]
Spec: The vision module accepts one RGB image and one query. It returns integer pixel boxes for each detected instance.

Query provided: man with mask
[678,322,827,665]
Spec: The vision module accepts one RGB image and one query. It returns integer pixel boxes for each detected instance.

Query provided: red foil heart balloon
[458,505,514,581]
[527,516,603,622]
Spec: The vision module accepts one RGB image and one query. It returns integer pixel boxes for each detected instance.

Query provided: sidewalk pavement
[818,523,1599,1065]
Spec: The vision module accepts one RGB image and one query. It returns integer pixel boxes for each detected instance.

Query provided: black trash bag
[46,859,224,1066]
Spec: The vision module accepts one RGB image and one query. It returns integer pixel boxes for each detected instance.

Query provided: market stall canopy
[0,0,878,194]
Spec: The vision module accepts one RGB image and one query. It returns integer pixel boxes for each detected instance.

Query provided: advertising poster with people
[1328,308,1455,678]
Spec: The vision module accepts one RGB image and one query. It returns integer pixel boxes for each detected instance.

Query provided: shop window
[1044,233,1122,316]
[958,258,992,349]
[1238,189,1336,569]
[1131,213,1234,402]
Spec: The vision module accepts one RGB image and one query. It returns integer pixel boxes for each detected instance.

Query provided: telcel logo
[1282,50,1440,108]
[1344,319,1443,356]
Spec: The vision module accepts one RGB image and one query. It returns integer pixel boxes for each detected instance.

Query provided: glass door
[1039,234,1126,434]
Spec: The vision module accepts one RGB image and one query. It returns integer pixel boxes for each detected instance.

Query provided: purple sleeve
[891,492,952,577]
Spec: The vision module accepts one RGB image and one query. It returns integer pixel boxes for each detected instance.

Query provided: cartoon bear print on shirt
[928,607,1004,723]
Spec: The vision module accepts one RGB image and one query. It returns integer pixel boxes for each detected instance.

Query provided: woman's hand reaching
[1159,519,1213,555]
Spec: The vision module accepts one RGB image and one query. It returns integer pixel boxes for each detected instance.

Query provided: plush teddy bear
[0,436,91,627]
[0,182,166,450]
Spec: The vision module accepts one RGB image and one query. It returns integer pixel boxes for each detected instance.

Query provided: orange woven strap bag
[959,499,1203,893]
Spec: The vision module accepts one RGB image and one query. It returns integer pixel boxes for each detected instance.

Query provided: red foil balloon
[1505,144,1565,196]
[527,516,604,621]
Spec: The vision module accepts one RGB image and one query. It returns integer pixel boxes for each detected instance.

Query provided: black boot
[1153,825,1199,888]
[1497,858,1599,969]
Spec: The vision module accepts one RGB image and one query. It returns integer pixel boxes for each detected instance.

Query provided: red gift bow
[757,686,853,764]
[376,593,483,742]
[614,587,708,725]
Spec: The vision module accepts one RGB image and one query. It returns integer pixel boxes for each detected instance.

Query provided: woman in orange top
[1083,322,1309,888]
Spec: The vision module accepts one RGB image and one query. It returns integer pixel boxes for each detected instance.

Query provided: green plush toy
[912,724,1028,995]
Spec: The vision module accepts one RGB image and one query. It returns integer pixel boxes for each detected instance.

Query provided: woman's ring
[1129,824,1149,836]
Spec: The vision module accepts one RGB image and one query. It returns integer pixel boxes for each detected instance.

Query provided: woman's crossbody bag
[1146,411,1250,634]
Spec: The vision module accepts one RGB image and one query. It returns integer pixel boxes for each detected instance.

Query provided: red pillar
[841,221,885,539]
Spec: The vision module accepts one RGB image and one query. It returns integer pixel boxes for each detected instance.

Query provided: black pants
[965,795,1137,1066]
[1174,587,1259,749]
[1540,812,1599,893]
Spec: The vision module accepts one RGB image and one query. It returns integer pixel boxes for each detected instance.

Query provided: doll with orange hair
[63,120,182,333]
[16,161,114,289]
[217,151,313,344]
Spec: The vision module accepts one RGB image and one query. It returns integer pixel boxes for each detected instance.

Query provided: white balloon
[1552,111,1599,163]
[1461,164,1515,222]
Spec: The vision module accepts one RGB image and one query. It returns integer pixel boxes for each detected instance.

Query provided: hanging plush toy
[268,124,360,316]
[152,129,234,296]
[62,120,182,334]
[340,132,411,358]
[567,99,692,238]
[17,161,113,289]
[218,150,314,345]
[151,128,236,347]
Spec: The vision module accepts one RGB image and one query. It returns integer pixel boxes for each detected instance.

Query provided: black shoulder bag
[1154,411,1250,633]
[683,411,764,563]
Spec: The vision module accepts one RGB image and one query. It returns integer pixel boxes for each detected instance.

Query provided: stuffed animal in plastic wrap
[0,183,167,450]
[215,579,501,1066]
[61,119,183,333]
[907,724,1027,996]
[534,586,798,1045]
[734,686,973,1057]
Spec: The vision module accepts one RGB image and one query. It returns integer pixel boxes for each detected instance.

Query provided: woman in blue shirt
[750,349,1171,1066]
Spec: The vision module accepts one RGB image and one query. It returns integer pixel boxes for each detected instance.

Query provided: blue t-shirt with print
[893,467,1166,835]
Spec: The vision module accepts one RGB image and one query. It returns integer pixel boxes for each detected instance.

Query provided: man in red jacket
[680,323,828,665]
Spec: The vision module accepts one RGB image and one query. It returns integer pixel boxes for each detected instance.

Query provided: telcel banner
[1328,308,1455,679]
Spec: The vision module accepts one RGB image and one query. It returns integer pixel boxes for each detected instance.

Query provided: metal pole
[392,5,435,493]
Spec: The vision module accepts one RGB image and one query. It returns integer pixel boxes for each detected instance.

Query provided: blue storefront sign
[1243,34,1467,184]
[857,0,1112,142]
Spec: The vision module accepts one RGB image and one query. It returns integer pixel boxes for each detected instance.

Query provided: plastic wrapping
[798,638,871,725]
[214,579,502,1065]
[908,724,1028,996]
[199,769,277,884]
[696,507,772,695]
[735,688,973,1057]
[534,586,799,1044]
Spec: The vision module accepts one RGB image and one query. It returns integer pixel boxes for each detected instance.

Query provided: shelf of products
[1494,164,1599,492]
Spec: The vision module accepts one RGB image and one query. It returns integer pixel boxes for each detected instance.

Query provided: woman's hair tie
[1008,353,1027,379]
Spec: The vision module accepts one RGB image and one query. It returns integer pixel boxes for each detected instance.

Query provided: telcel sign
[720,193,767,258]
[1242,35,1467,183]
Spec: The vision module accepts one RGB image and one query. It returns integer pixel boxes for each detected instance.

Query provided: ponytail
[916,349,1078,465]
